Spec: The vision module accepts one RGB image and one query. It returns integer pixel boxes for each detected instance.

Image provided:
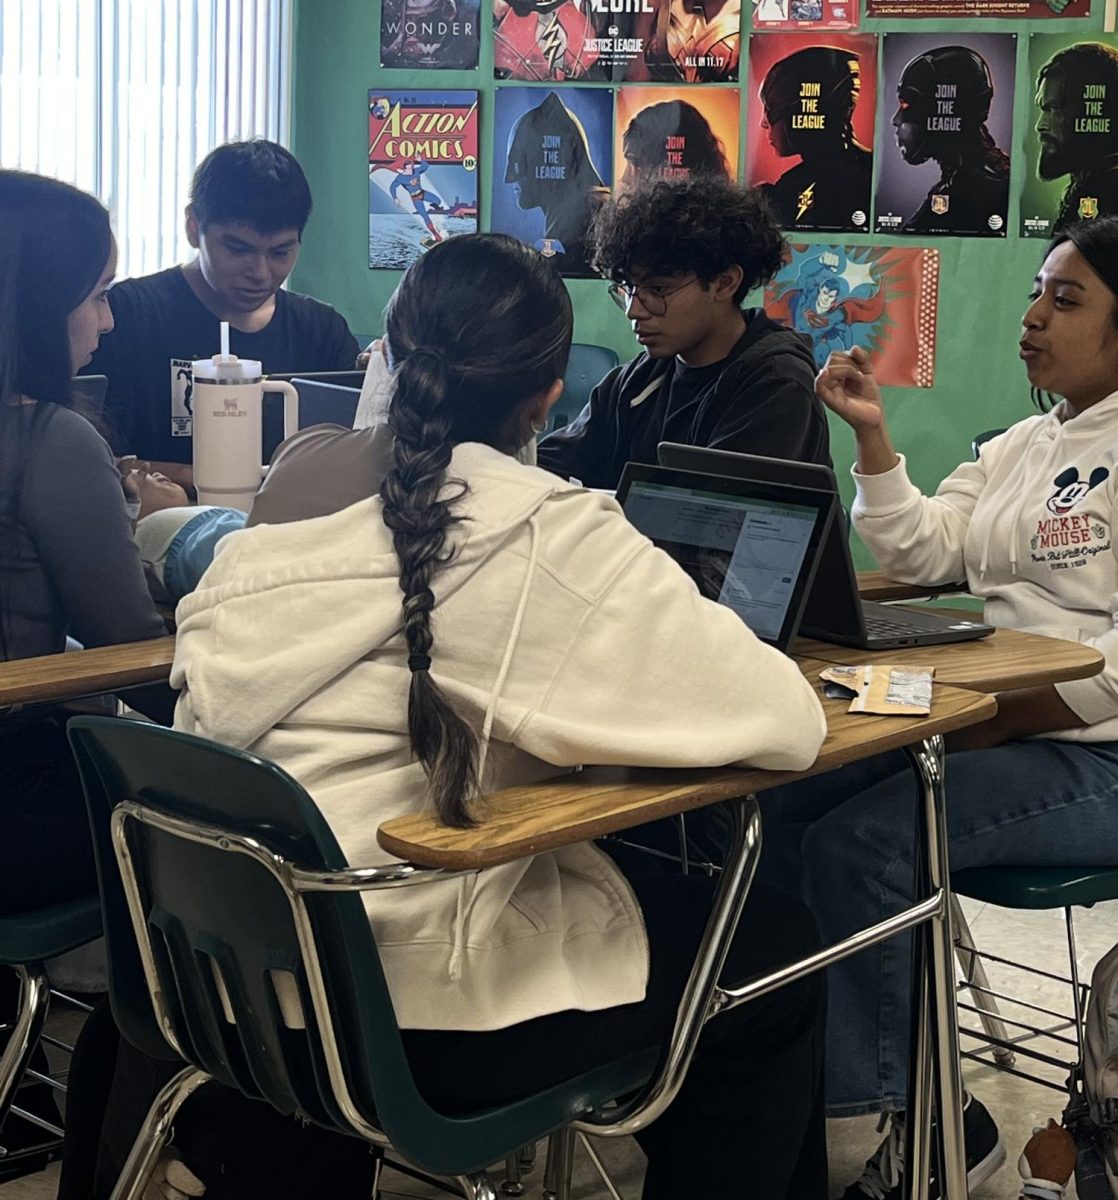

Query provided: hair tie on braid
[408,653,432,673]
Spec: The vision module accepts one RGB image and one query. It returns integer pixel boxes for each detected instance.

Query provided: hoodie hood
[172,442,569,750]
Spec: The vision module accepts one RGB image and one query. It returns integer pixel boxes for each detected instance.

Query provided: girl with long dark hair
[164,233,831,1197]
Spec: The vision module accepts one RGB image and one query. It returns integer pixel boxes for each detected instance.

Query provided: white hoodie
[853,391,1118,741]
[172,441,826,1031]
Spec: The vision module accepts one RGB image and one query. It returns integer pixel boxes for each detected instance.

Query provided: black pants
[0,716,98,914]
[61,849,827,1199]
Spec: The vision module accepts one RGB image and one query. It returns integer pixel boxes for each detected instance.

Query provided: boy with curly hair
[538,175,830,488]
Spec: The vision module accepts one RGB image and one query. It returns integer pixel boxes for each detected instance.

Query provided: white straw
[219,320,230,359]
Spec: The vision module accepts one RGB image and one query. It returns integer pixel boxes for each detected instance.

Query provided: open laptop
[656,444,993,650]
[616,463,837,653]
[262,371,364,460]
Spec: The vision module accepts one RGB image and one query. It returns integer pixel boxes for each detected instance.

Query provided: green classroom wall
[288,0,1107,567]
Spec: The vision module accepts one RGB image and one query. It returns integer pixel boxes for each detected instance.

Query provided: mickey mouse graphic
[1046,465,1110,515]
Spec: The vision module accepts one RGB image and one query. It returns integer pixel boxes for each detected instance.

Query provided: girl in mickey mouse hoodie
[776,217,1118,1200]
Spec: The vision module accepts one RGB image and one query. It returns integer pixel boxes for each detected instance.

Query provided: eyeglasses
[607,277,700,317]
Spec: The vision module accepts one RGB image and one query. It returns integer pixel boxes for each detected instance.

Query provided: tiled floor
[3,897,1114,1198]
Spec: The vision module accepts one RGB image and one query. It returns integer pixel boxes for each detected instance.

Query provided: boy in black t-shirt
[85,141,358,480]
[537,177,830,490]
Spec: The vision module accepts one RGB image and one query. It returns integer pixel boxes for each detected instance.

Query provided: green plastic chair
[0,895,101,1174]
[69,716,716,1200]
[549,343,619,433]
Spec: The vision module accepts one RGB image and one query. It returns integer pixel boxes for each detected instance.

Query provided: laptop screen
[617,465,834,651]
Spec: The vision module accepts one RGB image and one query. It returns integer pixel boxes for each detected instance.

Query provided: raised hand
[815,346,886,434]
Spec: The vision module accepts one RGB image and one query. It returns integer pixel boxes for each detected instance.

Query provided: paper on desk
[820,665,935,717]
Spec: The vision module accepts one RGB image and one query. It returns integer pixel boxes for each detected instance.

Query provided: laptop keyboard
[864,613,932,637]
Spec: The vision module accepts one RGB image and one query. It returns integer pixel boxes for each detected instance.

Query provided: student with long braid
[161,234,831,1198]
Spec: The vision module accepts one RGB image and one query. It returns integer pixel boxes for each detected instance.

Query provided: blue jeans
[759,738,1118,1117]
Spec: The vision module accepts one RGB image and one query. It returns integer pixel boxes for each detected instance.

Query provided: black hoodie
[538,309,830,488]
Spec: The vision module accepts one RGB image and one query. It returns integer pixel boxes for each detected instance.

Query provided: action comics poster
[493,0,739,83]
[380,0,481,68]
[765,244,940,387]
[1021,34,1118,238]
[614,87,740,193]
[867,0,1085,18]
[875,33,1015,237]
[752,0,856,31]
[368,91,479,270]
[491,88,613,277]
[745,33,876,233]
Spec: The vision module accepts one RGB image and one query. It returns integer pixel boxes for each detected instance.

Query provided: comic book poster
[491,88,613,277]
[368,91,479,271]
[867,0,1085,17]
[614,87,740,194]
[752,0,856,31]
[380,0,481,68]
[875,33,1015,237]
[492,0,739,83]
[745,33,875,233]
[765,244,940,387]
[1021,34,1118,237]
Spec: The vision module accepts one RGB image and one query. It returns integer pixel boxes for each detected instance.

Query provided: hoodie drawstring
[447,515,542,983]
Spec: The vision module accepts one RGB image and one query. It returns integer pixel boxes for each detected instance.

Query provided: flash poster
[493,0,739,83]
[752,0,856,30]
[765,244,940,387]
[867,0,1086,18]
[491,88,613,277]
[368,91,479,270]
[875,33,1015,238]
[614,87,740,193]
[380,0,481,68]
[745,33,876,233]
[1021,34,1118,238]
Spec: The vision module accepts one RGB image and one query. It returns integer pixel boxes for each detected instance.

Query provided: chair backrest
[972,428,1006,460]
[66,717,439,1147]
[553,343,619,432]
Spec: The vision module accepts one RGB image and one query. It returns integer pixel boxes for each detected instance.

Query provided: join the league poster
[875,33,1015,237]
[368,91,479,270]
[614,87,740,193]
[380,0,481,68]
[493,0,739,83]
[765,244,940,387]
[745,33,876,233]
[491,88,614,277]
[1021,35,1118,238]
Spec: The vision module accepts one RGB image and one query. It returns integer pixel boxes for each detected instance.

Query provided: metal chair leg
[517,1142,536,1172]
[576,1132,625,1200]
[1065,907,1088,1063]
[502,1149,526,1195]
[0,964,50,1126]
[543,1126,575,1200]
[109,1066,211,1200]
[952,894,1016,1067]
[456,1172,498,1200]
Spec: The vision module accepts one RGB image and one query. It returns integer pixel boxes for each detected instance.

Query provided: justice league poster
[745,33,876,233]
[867,0,1085,18]
[614,87,740,193]
[765,244,940,387]
[491,88,613,277]
[380,0,481,68]
[492,0,739,83]
[1021,34,1118,238]
[752,0,856,31]
[875,33,1015,237]
[368,91,479,270]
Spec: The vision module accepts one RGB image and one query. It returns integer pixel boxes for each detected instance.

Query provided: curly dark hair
[588,177,786,305]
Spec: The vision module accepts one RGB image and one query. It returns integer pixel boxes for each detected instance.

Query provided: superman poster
[368,91,479,270]
[380,0,481,68]
[765,244,940,387]
[614,87,740,194]
[875,33,1015,237]
[492,88,613,277]
[745,33,876,233]
[493,0,739,82]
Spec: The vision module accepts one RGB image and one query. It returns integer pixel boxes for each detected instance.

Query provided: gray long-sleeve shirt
[1,403,166,663]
